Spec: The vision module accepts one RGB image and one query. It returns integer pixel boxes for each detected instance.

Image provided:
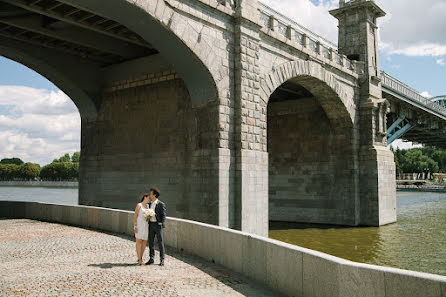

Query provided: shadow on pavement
[88,263,139,269]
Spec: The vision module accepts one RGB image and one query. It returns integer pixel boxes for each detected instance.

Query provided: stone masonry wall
[268,98,357,224]
[79,77,221,225]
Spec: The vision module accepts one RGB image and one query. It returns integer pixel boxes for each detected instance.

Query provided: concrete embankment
[1,201,445,297]
[0,181,78,188]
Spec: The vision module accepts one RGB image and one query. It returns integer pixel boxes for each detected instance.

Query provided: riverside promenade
[2,201,446,297]
[0,219,279,297]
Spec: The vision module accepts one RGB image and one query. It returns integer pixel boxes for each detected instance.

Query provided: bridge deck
[0,219,280,297]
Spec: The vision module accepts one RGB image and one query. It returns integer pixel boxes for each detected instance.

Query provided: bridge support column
[331,0,396,226]
[232,0,268,237]
[359,99,396,226]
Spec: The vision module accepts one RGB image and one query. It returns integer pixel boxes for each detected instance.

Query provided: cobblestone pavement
[0,219,281,297]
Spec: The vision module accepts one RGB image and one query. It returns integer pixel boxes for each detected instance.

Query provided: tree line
[393,147,446,174]
[0,152,80,181]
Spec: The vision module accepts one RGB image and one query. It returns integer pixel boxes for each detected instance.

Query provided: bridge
[382,73,446,148]
[1,0,442,237]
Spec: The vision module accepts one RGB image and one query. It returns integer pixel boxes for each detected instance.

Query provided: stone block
[117,210,130,235]
[176,221,199,255]
[164,219,178,249]
[302,252,345,297]
[242,235,268,284]
[60,205,73,225]
[126,212,134,236]
[98,208,113,232]
[338,263,385,297]
[217,229,244,273]
[266,240,303,297]
[49,204,63,223]
[384,271,443,297]
[87,208,99,229]
[0,201,24,218]
[67,206,82,227]
[24,202,39,220]
[111,210,121,233]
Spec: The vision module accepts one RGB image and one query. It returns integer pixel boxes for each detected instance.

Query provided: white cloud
[382,43,446,57]
[0,86,78,115]
[376,0,446,57]
[437,59,445,66]
[390,139,423,150]
[0,86,80,165]
[261,0,446,58]
[420,91,432,98]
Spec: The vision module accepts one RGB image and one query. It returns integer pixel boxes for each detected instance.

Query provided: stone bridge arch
[0,45,98,119]
[259,60,359,226]
[0,0,228,223]
[259,60,356,127]
[60,0,221,104]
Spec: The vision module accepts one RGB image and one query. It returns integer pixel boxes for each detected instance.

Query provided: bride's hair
[140,194,148,202]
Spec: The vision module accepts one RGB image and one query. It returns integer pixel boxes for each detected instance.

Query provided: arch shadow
[262,60,359,225]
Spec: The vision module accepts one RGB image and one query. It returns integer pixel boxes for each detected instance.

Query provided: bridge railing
[258,2,360,74]
[380,71,446,116]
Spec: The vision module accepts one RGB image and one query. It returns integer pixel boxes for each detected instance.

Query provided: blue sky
[0,57,58,91]
[0,0,445,164]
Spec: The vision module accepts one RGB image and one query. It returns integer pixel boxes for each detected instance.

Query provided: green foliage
[40,162,79,181]
[393,150,402,174]
[53,153,71,163]
[0,153,80,181]
[0,163,40,181]
[71,152,80,163]
[18,163,40,180]
[0,164,19,180]
[0,158,24,165]
[394,147,446,174]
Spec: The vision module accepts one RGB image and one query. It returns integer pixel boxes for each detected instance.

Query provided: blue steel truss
[387,117,414,145]
[430,95,446,108]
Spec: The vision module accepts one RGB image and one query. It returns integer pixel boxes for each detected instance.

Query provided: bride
[133,194,150,265]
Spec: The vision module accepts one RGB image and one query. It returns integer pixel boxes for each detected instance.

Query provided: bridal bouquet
[143,209,155,222]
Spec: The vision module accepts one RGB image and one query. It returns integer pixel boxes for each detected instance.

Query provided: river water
[0,187,444,275]
[270,191,446,276]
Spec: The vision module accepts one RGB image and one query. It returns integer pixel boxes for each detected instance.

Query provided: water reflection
[269,192,446,276]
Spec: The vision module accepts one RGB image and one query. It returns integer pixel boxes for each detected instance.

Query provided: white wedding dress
[135,203,149,240]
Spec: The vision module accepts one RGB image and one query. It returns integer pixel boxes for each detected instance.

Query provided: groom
[145,187,166,266]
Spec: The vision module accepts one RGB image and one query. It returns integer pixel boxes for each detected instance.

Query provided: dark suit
[148,200,166,262]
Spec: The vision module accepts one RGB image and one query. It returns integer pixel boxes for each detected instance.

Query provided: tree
[71,152,80,163]
[399,149,439,174]
[0,164,20,180]
[40,162,79,181]
[1,158,24,165]
[393,150,402,174]
[18,163,40,180]
[53,153,71,163]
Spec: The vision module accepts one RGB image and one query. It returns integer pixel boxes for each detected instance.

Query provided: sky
[1,0,445,165]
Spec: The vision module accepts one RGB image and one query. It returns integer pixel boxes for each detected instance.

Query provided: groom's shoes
[145,259,154,265]
[159,260,164,266]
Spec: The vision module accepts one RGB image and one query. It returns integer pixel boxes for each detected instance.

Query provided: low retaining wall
[1,201,445,297]
[0,181,78,188]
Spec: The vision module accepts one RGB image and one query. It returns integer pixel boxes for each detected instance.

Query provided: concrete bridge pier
[331,0,396,226]
[231,0,269,237]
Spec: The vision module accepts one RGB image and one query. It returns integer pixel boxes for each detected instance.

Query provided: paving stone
[0,219,281,297]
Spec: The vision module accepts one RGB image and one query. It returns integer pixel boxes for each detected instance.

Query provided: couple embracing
[133,187,166,266]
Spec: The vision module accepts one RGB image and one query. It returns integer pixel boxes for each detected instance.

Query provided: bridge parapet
[258,2,363,76]
[381,71,446,117]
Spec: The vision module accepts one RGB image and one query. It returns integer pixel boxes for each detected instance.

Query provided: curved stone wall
[0,201,444,297]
